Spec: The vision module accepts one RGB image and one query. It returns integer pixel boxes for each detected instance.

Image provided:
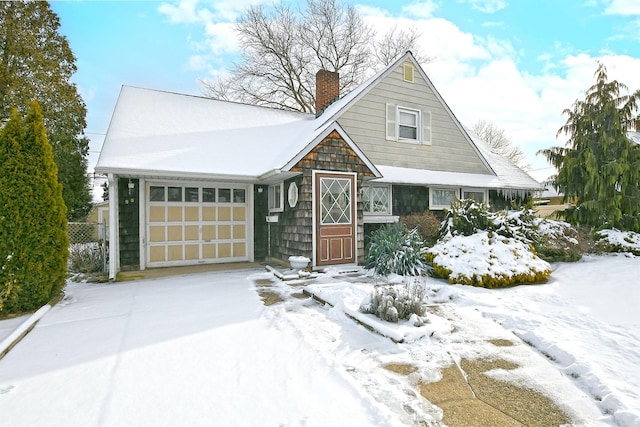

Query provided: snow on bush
[364,222,429,277]
[425,231,552,288]
[595,229,640,255]
[359,281,427,323]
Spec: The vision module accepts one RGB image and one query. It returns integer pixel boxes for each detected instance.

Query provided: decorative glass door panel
[321,178,352,224]
[315,173,355,266]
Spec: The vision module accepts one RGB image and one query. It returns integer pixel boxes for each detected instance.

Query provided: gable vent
[403,63,414,83]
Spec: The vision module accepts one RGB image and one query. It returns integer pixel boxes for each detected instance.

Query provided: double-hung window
[398,107,419,141]
[268,183,284,212]
[386,104,431,144]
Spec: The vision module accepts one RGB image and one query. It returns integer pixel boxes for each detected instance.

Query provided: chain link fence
[68,222,108,274]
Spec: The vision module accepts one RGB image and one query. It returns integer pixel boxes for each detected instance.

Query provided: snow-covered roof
[627,130,640,145]
[96,86,379,181]
[464,127,542,191]
[97,54,540,193]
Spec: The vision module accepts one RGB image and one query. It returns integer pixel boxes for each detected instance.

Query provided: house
[95,52,541,279]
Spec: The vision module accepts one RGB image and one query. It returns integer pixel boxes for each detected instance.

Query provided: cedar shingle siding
[269,131,375,265]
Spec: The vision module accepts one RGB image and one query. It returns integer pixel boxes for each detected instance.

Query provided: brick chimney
[315,69,339,116]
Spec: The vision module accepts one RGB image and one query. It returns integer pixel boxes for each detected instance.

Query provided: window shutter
[386,103,397,141]
[422,110,432,145]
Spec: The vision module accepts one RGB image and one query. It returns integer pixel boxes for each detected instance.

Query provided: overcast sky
[50,0,640,193]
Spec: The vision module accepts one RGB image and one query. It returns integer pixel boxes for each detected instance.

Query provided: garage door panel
[233,207,245,221]
[233,225,246,239]
[150,206,165,222]
[185,244,199,260]
[185,225,199,240]
[202,207,216,221]
[149,246,165,262]
[185,206,199,221]
[168,206,182,221]
[218,207,231,221]
[202,225,216,240]
[150,226,165,242]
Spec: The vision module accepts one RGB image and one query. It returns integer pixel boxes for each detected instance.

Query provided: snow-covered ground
[0,254,638,426]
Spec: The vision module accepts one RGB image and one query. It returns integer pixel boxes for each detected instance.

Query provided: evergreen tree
[540,62,640,231]
[0,101,68,314]
[0,1,92,220]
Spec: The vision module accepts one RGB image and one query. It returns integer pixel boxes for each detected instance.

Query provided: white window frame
[386,104,431,145]
[268,182,284,212]
[362,184,392,215]
[461,188,488,205]
[429,187,460,210]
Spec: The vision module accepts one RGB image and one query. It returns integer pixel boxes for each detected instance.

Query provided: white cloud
[457,0,508,14]
[159,1,640,181]
[604,0,640,15]
[400,0,439,19]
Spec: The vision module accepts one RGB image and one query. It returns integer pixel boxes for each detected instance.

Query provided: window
[218,188,231,203]
[233,189,246,203]
[168,187,182,202]
[268,183,284,212]
[462,189,487,204]
[202,188,216,203]
[386,104,431,145]
[362,185,391,214]
[398,108,419,141]
[430,188,458,210]
[149,186,165,202]
[185,187,199,202]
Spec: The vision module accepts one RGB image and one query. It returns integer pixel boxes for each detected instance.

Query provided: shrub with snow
[425,231,552,288]
[364,222,429,277]
[359,281,427,323]
[595,229,640,256]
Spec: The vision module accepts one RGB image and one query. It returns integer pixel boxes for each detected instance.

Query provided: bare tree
[471,120,529,170]
[201,0,428,113]
[374,25,428,66]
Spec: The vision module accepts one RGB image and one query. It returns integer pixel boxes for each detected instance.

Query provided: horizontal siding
[338,62,492,175]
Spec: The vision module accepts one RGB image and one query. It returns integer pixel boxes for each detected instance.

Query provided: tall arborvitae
[0,101,68,314]
[540,62,640,231]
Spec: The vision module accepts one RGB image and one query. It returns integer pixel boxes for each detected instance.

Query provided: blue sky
[49,0,640,194]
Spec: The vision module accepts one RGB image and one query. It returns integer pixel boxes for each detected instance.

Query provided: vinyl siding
[337,62,492,174]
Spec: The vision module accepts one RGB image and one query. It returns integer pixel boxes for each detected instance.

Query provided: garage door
[146,183,249,267]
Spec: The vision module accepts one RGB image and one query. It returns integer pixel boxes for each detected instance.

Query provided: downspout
[108,174,119,281]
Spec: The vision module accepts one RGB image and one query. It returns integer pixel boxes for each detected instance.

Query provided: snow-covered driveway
[0,269,388,427]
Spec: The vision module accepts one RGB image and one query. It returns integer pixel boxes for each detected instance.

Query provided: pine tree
[0,101,68,314]
[540,62,640,231]
[0,1,92,220]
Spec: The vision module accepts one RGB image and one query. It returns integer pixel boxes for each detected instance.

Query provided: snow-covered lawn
[0,255,638,426]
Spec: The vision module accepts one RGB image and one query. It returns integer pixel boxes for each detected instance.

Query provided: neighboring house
[95,51,541,279]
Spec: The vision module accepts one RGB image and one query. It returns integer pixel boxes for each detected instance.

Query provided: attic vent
[403,63,414,83]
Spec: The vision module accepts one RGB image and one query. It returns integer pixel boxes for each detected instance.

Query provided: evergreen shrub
[0,102,69,314]
[364,222,429,277]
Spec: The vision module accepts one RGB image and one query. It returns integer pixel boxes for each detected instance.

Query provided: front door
[315,171,356,266]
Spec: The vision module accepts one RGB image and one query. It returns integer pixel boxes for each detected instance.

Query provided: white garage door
[146,182,249,268]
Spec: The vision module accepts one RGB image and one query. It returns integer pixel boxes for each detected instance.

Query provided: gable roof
[96,53,541,193]
[95,86,380,182]
[314,51,495,175]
